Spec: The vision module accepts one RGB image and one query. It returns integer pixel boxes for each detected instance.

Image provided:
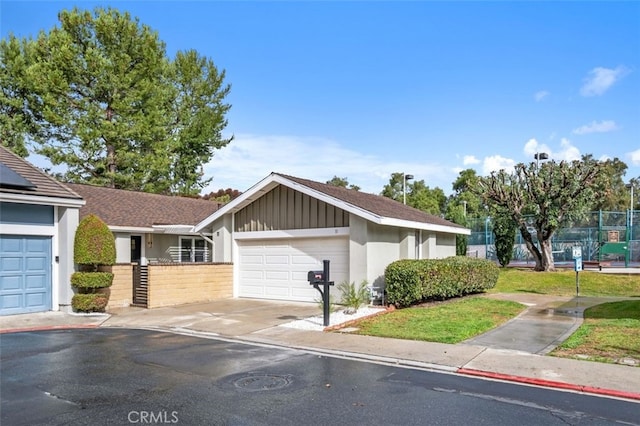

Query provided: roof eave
[0,192,85,208]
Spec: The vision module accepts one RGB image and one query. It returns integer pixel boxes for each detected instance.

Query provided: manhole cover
[233,374,292,391]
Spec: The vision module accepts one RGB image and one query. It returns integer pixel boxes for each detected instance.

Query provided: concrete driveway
[104,298,321,336]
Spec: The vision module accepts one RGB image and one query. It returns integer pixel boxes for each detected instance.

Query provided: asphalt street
[1,328,638,426]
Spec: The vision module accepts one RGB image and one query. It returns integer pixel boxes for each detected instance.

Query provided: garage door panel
[265,270,289,280]
[238,237,348,302]
[240,254,264,265]
[265,255,288,265]
[0,235,51,315]
[1,257,21,271]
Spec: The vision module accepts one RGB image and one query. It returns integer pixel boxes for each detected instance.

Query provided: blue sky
[2,1,639,195]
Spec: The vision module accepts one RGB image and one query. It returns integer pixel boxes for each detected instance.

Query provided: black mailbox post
[308,259,334,326]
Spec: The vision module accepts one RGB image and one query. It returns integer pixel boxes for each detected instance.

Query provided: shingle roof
[66,183,221,228]
[0,145,83,201]
[276,173,466,230]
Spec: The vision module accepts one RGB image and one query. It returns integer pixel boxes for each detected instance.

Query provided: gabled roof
[195,172,470,235]
[66,183,221,232]
[0,145,84,207]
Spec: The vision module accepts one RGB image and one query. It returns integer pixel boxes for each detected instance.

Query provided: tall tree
[451,168,483,218]
[381,173,445,215]
[475,159,603,271]
[492,208,517,267]
[445,203,468,255]
[0,7,231,195]
[0,36,37,157]
[585,155,629,211]
[326,176,360,191]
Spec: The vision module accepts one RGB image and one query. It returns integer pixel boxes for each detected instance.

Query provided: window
[179,237,209,262]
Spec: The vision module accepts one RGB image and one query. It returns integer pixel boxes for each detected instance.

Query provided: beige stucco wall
[210,215,233,263]
[366,222,402,287]
[147,263,233,308]
[56,206,80,312]
[435,233,457,258]
[105,264,133,309]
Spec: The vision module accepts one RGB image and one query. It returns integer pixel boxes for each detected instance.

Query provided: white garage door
[238,237,349,302]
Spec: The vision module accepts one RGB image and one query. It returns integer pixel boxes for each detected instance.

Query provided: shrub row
[385,256,499,308]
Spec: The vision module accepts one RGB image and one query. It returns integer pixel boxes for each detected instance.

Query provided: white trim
[233,227,349,240]
[51,206,59,312]
[0,224,55,236]
[0,193,84,208]
[108,225,155,233]
[231,212,239,297]
[379,217,471,235]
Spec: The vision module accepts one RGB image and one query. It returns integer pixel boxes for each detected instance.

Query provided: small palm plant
[337,280,369,314]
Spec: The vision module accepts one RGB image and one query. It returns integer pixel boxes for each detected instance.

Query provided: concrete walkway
[1,295,639,402]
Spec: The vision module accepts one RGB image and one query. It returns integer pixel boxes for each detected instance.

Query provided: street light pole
[403,173,414,205]
[534,152,549,168]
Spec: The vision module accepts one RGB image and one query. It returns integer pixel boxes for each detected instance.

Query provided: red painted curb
[0,324,100,334]
[457,368,640,401]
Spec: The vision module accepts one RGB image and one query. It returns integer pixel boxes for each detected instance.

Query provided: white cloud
[482,155,516,175]
[463,155,481,165]
[555,138,581,162]
[202,134,453,195]
[523,138,551,158]
[521,137,580,164]
[580,66,629,97]
[534,90,549,101]
[629,149,640,166]
[572,120,618,135]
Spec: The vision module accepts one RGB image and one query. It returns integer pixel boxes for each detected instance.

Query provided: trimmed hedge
[71,293,108,313]
[71,272,114,289]
[385,257,499,308]
[74,214,116,267]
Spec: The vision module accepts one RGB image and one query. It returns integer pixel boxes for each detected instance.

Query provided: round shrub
[74,214,116,267]
[71,272,114,289]
[385,260,423,308]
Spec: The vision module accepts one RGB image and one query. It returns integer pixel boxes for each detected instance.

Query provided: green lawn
[551,300,640,365]
[492,268,640,297]
[352,297,525,344]
[345,268,640,365]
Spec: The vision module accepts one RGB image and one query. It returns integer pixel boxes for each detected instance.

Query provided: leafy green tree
[0,7,231,195]
[492,209,517,267]
[326,176,360,191]
[451,169,483,218]
[381,173,445,215]
[202,188,242,203]
[475,159,603,271]
[445,203,468,255]
[0,36,37,157]
[584,155,629,211]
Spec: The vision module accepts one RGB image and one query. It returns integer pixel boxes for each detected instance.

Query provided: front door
[130,236,142,264]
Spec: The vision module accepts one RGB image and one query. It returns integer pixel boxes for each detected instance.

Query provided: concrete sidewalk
[1,295,639,402]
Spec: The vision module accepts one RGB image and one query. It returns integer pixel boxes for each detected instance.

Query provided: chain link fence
[467,210,639,267]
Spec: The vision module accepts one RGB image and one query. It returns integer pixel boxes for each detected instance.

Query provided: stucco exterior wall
[435,233,457,258]
[210,215,232,263]
[113,233,131,264]
[56,206,79,312]
[147,263,233,308]
[365,222,401,288]
[347,214,367,287]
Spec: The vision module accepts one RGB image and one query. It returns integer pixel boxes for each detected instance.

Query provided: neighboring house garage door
[238,237,349,302]
[0,235,52,315]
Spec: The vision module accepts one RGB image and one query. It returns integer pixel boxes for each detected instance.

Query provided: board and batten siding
[234,185,349,232]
